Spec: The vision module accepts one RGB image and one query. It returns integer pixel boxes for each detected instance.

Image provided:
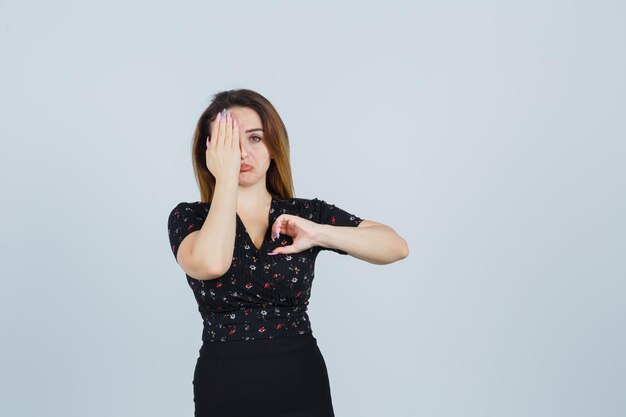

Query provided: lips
[240,164,253,171]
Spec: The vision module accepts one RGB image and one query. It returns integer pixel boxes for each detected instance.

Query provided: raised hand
[205,109,241,184]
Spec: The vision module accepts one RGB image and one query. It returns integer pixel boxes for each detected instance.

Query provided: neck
[237,186,272,212]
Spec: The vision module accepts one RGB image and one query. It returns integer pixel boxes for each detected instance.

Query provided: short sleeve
[312,198,364,255]
[167,202,205,260]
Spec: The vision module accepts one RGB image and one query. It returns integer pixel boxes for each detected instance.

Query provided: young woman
[167,89,409,416]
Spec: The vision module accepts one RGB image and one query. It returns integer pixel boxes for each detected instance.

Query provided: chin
[238,175,264,186]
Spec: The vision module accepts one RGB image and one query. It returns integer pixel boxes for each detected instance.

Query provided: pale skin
[202,106,409,265]
[176,107,407,279]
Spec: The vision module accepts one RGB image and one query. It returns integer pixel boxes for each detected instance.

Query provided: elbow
[397,238,409,260]
[204,262,230,280]
[371,238,409,265]
[369,236,408,265]
[190,259,230,281]
[197,251,233,280]
[387,229,409,261]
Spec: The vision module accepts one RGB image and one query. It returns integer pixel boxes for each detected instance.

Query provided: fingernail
[216,112,221,122]
[267,252,278,256]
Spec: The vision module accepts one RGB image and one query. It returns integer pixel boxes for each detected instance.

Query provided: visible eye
[250,136,263,143]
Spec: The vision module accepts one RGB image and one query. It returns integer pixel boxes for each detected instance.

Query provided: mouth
[240,164,253,171]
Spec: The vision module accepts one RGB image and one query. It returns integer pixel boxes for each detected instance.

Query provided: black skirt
[193,332,336,417]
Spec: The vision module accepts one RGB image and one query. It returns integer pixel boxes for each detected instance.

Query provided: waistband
[199,332,317,358]
[201,306,312,343]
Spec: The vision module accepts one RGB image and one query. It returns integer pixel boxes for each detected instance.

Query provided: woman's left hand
[267,215,321,255]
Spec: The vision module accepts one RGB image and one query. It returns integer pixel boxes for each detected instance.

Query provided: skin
[207,106,408,262]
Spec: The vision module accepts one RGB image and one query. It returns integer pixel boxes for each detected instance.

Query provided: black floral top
[167,197,363,343]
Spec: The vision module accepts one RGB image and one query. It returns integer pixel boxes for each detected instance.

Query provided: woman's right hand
[205,109,241,183]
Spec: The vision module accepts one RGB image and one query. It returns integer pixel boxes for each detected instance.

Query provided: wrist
[215,178,239,191]
[313,224,332,248]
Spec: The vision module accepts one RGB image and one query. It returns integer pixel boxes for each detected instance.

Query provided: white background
[1,1,624,416]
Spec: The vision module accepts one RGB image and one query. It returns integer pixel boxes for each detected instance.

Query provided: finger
[218,109,226,147]
[209,112,221,149]
[232,116,239,150]
[225,110,233,147]
[271,216,283,240]
[269,243,298,255]
[272,217,289,241]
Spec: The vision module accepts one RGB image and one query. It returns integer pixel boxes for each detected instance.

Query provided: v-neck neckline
[236,196,275,253]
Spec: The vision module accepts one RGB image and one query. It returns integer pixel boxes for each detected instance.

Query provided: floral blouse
[167,197,363,342]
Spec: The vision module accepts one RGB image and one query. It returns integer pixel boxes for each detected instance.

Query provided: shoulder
[280,197,351,223]
[276,196,318,216]
[281,196,322,208]
[289,197,333,211]
[168,201,208,222]
[278,197,335,209]
[167,201,209,259]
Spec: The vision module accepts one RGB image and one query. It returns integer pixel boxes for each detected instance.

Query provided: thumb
[267,245,297,255]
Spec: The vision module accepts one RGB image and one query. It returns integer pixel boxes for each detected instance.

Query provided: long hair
[190,89,294,203]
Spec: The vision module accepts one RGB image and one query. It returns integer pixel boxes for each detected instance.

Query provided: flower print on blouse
[167,197,363,342]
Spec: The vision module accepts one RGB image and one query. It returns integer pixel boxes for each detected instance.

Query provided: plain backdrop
[1,1,624,416]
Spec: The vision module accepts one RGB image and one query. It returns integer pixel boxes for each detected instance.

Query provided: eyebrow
[245,128,264,133]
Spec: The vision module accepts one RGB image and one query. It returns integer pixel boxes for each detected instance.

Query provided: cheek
[262,144,271,158]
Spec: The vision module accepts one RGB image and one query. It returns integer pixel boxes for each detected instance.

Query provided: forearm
[191,179,239,275]
[314,224,409,264]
